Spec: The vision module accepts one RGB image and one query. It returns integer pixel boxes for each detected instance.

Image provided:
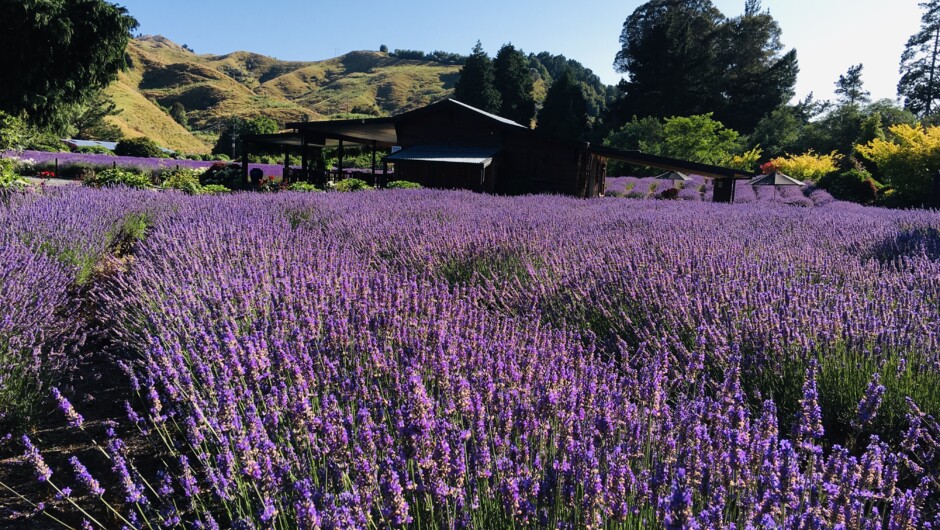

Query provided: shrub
[333,178,373,192]
[73,145,115,155]
[816,169,881,204]
[82,168,152,189]
[765,150,843,182]
[0,157,28,190]
[727,147,763,172]
[287,181,321,192]
[0,111,30,151]
[386,180,422,189]
[201,184,231,194]
[658,187,679,200]
[856,123,940,206]
[24,132,68,152]
[200,163,244,189]
[114,137,167,158]
[160,168,205,195]
[257,176,280,193]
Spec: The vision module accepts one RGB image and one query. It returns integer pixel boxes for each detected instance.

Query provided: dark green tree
[454,42,501,114]
[71,91,123,140]
[712,0,798,132]
[537,69,589,140]
[0,0,137,129]
[835,64,871,106]
[747,105,804,160]
[493,44,536,126]
[612,0,724,126]
[899,0,940,117]
[170,102,189,130]
[610,0,796,135]
[528,52,615,118]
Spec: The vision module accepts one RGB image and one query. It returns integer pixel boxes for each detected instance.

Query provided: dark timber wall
[393,105,605,198]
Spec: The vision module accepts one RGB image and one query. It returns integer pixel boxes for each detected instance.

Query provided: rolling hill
[106,36,462,153]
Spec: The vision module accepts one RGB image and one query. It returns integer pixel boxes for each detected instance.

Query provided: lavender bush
[3,188,940,528]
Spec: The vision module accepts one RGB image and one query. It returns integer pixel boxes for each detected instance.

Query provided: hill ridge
[106,36,461,153]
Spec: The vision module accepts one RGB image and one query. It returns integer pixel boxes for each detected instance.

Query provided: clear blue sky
[116,0,923,104]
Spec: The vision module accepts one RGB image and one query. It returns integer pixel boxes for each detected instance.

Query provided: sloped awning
[384,145,500,167]
[750,171,806,186]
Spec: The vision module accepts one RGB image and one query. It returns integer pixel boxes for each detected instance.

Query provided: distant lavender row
[606,175,827,206]
[3,150,289,177]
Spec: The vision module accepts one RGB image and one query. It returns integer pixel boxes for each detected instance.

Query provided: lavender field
[2,187,940,529]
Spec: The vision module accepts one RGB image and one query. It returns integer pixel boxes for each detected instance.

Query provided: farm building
[245,98,754,201]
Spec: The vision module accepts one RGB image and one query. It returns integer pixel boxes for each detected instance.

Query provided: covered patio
[242,117,399,187]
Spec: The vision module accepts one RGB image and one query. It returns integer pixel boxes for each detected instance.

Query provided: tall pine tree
[494,44,536,126]
[899,0,940,117]
[537,69,589,140]
[835,64,870,106]
[454,42,501,114]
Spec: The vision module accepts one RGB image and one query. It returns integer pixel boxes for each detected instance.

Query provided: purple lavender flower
[70,456,105,496]
[854,373,886,429]
[51,387,84,428]
[795,359,825,454]
[21,435,51,482]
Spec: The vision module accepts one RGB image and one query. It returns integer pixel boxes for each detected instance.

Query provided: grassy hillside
[108,36,460,153]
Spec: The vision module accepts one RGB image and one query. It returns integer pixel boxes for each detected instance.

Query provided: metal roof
[750,171,806,186]
[62,139,118,150]
[384,145,500,167]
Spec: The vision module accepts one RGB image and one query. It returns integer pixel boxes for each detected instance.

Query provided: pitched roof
[445,99,527,128]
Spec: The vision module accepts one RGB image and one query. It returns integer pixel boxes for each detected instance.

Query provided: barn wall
[497,134,591,196]
[395,109,504,148]
[391,105,602,198]
[395,161,490,191]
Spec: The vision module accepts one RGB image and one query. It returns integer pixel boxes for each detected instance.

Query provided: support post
[301,135,309,183]
[283,147,290,182]
[371,140,377,187]
[713,176,735,203]
[338,140,344,180]
[241,144,249,188]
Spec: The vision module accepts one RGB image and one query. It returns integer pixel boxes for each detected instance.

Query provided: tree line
[449,0,940,206]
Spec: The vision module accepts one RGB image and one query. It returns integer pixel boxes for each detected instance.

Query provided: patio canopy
[655,171,692,181]
[750,171,806,187]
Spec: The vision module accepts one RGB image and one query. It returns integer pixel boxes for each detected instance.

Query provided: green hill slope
[107,36,461,153]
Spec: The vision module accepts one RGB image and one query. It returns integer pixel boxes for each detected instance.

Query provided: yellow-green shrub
[766,151,842,182]
[727,147,762,172]
[856,123,940,202]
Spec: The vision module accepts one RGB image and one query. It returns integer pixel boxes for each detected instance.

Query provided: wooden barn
[244,98,754,201]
